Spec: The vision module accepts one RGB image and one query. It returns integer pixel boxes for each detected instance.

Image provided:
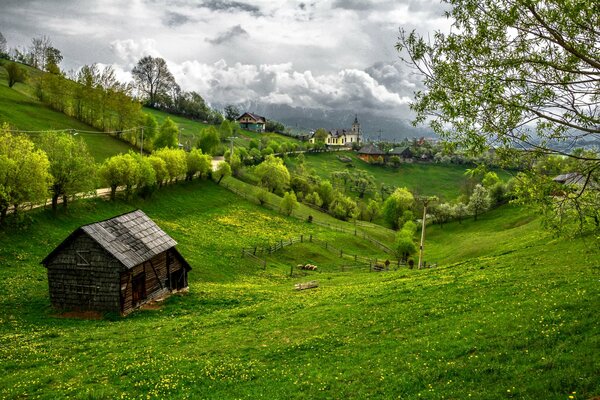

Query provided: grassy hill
[286,150,513,200]
[0,179,598,399]
[0,63,134,163]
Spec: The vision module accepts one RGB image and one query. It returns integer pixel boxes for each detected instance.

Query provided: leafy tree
[148,155,169,186]
[314,128,328,143]
[265,119,285,132]
[44,46,62,74]
[224,104,240,121]
[432,202,453,228]
[154,117,179,149]
[330,194,358,221]
[482,172,500,188]
[132,56,177,107]
[255,155,290,194]
[186,148,212,180]
[214,161,231,184]
[28,35,52,70]
[382,187,415,229]
[304,191,323,208]
[219,120,233,141]
[229,152,242,177]
[198,126,220,155]
[452,202,468,224]
[280,191,298,216]
[397,0,600,234]
[4,62,26,88]
[129,152,156,197]
[0,125,51,223]
[38,132,96,210]
[468,184,491,221]
[153,148,187,182]
[256,187,269,205]
[365,199,381,222]
[99,154,140,200]
[141,113,158,150]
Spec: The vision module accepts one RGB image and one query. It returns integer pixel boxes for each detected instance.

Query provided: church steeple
[351,114,361,143]
[354,114,358,124]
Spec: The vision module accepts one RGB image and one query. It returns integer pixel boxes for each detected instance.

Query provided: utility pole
[417,196,438,269]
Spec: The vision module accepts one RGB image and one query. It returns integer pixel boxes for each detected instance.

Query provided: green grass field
[0,179,598,399]
[286,151,513,200]
[0,64,134,163]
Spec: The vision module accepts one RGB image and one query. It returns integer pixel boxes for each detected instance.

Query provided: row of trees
[0,124,232,225]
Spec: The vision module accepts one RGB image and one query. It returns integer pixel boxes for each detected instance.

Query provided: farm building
[388,146,413,161]
[236,112,266,132]
[357,143,386,162]
[41,210,191,316]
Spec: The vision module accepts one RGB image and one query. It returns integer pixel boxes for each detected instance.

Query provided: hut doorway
[132,273,147,305]
[169,269,186,291]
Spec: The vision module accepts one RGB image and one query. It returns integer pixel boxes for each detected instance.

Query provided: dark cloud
[162,11,193,27]
[200,0,261,15]
[206,25,249,45]
[331,0,373,11]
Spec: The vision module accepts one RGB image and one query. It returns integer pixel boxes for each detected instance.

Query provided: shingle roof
[236,112,266,123]
[552,172,586,186]
[388,146,412,156]
[358,143,385,155]
[42,210,178,269]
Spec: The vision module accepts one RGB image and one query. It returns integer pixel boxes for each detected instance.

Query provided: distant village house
[309,115,362,147]
[42,210,191,316]
[236,112,266,132]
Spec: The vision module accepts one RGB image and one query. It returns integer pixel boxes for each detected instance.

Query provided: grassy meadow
[0,179,598,399]
[0,63,134,162]
[286,151,513,200]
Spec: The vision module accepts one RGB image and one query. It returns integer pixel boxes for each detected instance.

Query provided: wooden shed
[41,210,191,315]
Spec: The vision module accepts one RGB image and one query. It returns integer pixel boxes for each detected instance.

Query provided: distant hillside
[0,62,134,162]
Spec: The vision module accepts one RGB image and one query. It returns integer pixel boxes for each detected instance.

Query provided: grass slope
[0,180,598,399]
[287,151,513,200]
[0,64,134,163]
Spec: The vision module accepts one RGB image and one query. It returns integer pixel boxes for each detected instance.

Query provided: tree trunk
[0,207,7,225]
[217,176,224,184]
[62,194,68,209]
[52,194,59,211]
[110,185,117,201]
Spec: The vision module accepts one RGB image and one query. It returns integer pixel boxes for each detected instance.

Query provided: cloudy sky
[1,0,450,121]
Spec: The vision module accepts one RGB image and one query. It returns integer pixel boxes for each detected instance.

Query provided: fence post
[340,249,343,258]
[254,246,257,255]
[310,234,313,242]
[325,242,328,250]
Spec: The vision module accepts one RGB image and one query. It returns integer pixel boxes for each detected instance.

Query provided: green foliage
[314,128,328,143]
[141,113,158,151]
[317,180,334,209]
[185,148,211,181]
[255,155,290,194]
[219,119,233,141]
[224,104,240,121]
[214,161,232,184]
[153,147,187,182]
[468,184,491,221]
[4,62,26,88]
[38,131,96,210]
[132,56,176,107]
[432,202,453,227]
[329,194,358,221]
[0,125,51,222]
[148,155,169,186]
[382,187,415,229]
[98,153,140,200]
[198,126,220,155]
[394,220,418,261]
[482,171,500,188]
[265,119,285,132]
[154,117,179,149]
[304,191,323,208]
[280,191,298,216]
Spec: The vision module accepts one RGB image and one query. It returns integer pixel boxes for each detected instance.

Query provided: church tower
[350,114,361,143]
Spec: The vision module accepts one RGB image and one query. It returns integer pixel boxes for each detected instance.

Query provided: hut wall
[46,233,121,312]
[120,249,187,315]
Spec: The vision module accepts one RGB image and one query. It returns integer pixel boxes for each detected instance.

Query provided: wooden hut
[41,210,191,315]
[357,143,386,162]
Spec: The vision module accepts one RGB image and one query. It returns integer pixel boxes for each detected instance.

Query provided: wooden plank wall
[120,249,187,315]
[46,233,121,312]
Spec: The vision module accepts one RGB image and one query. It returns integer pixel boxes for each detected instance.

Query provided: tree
[432,202,453,228]
[148,155,169,186]
[132,56,177,107]
[28,35,52,69]
[141,113,158,151]
[214,161,231,184]
[98,154,140,200]
[280,191,298,216]
[38,132,96,211]
[4,62,26,88]
[186,149,211,180]
[0,125,51,223]
[317,180,335,209]
[223,104,240,121]
[382,187,415,229]
[265,119,285,133]
[468,184,491,221]
[452,202,468,224]
[314,128,328,144]
[129,152,156,196]
[153,148,187,182]
[219,120,233,141]
[198,126,220,155]
[397,0,600,234]
[44,47,62,74]
[330,194,358,221]
[255,155,290,194]
[154,117,179,149]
